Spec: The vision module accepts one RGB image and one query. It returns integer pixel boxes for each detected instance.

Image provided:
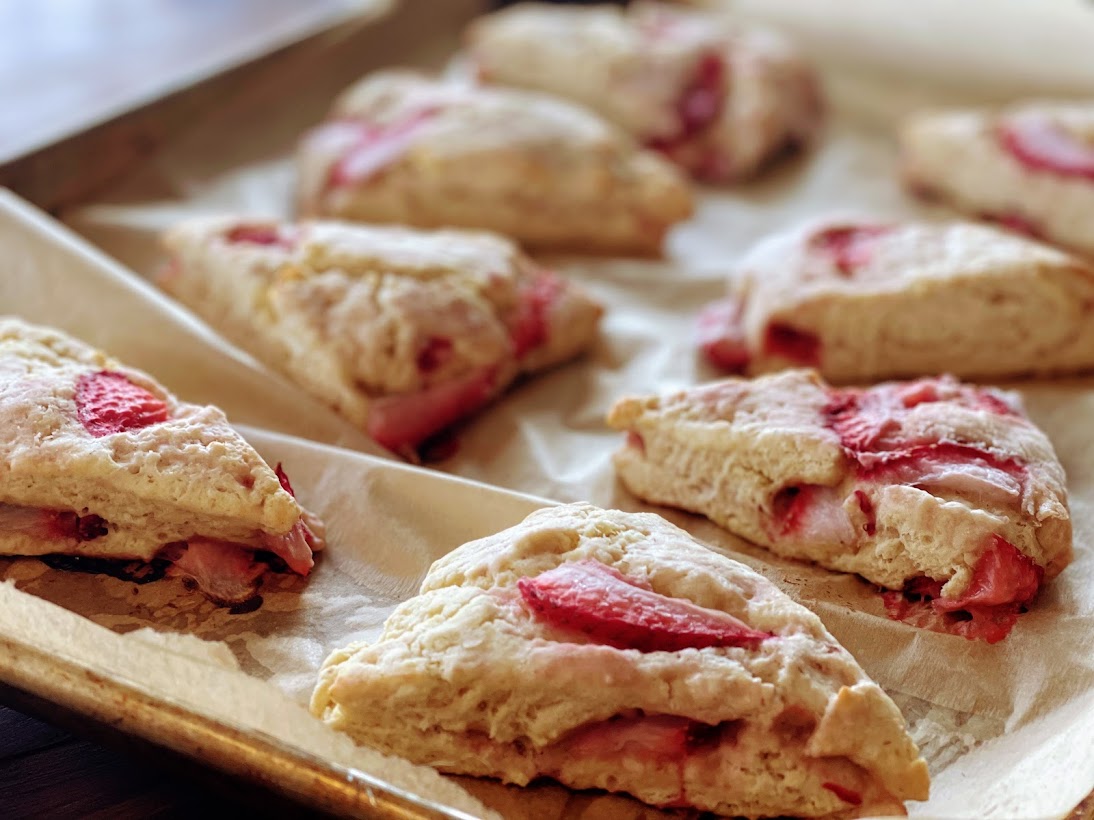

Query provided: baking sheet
[15,0,1094,817]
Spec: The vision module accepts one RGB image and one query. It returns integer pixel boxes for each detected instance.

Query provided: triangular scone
[0,318,323,603]
[697,219,1094,381]
[313,502,929,817]
[901,102,1094,258]
[608,371,1072,643]
[295,70,693,255]
[467,2,821,182]
[163,217,602,458]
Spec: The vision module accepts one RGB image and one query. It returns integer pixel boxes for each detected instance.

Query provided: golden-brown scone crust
[313,502,929,818]
[296,70,693,255]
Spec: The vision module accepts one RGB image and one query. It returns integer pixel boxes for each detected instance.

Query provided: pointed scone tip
[607,370,1072,643]
[899,101,1094,259]
[696,217,1094,382]
[312,502,928,817]
[293,69,693,256]
[466,1,822,183]
[0,317,323,605]
[161,216,602,461]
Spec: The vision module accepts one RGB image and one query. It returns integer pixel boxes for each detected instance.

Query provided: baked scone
[0,318,324,604]
[313,502,929,817]
[295,70,693,255]
[467,2,821,182]
[901,102,1094,257]
[162,217,603,458]
[697,219,1094,382]
[608,371,1071,643]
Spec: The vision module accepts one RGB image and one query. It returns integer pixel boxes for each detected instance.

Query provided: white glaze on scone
[296,70,693,255]
[467,2,821,182]
[313,503,928,818]
[162,216,602,457]
[0,318,322,601]
[901,102,1094,258]
[698,219,1094,382]
[608,371,1071,642]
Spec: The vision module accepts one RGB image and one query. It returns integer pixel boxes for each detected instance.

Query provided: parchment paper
[15,0,1094,816]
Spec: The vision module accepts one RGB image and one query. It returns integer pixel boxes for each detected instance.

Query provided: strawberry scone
[295,70,693,255]
[162,217,602,458]
[0,318,324,604]
[608,371,1072,643]
[698,219,1094,381]
[467,2,821,183]
[313,503,929,817]
[901,102,1094,257]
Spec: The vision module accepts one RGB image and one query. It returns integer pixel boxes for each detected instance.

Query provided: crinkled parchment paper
[5,0,1092,816]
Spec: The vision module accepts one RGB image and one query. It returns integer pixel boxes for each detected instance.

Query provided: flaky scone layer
[0,318,302,560]
[296,70,693,255]
[314,503,928,818]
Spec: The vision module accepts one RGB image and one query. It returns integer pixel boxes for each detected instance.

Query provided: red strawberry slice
[557,713,691,761]
[981,210,1045,240]
[518,560,772,651]
[166,537,266,605]
[882,536,1041,643]
[224,224,296,249]
[327,108,439,188]
[416,336,454,374]
[75,371,169,438]
[366,366,497,454]
[645,51,726,176]
[809,225,891,276]
[507,270,564,359]
[762,322,821,366]
[697,298,750,372]
[935,535,1042,611]
[823,783,863,806]
[997,112,1094,181]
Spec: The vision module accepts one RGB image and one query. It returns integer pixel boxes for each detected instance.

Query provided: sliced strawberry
[854,490,876,536]
[770,484,856,545]
[327,108,439,188]
[936,535,1042,611]
[696,298,750,372]
[48,512,109,542]
[557,713,691,761]
[166,537,266,605]
[981,211,1045,240]
[518,560,772,651]
[507,270,563,359]
[366,366,497,454]
[762,322,821,366]
[416,336,454,374]
[625,430,646,455]
[646,51,727,176]
[75,371,169,438]
[823,783,863,806]
[224,224,295,249]
[882,536,1042,643]
[997,112,1094,181]
[0,504,108,542]
[809,225,891,276]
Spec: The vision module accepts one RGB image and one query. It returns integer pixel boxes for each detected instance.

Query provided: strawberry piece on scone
[518,560,771,651]
[313,503,929,817]
[75,371,169,437]
[609,370,1072,642]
